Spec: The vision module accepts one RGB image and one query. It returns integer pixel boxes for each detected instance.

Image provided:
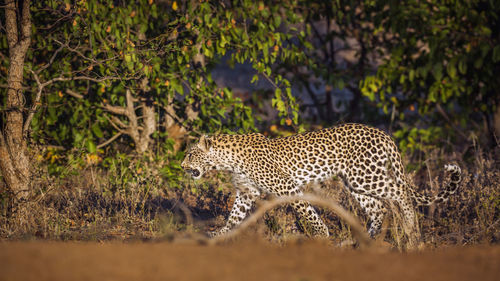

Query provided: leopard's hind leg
[350,192,387,238]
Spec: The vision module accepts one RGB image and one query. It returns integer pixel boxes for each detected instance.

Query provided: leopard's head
[181,135,214,180]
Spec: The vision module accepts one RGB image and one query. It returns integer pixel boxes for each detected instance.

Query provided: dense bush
[1,0,498,246]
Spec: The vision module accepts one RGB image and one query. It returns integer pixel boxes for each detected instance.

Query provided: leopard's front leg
[208,186,260,237]
[290,198,330,237]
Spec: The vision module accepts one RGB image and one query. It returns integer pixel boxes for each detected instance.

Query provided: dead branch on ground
[207,193,372,248]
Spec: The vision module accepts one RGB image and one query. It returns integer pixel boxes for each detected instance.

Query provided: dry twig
[207,193,372,247]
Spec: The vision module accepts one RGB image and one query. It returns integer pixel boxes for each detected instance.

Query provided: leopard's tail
[409,164,462,206]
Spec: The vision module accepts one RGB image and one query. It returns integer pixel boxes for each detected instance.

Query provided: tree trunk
[123,89,156,154]
[1,0,32,201]
[137,99,156,154]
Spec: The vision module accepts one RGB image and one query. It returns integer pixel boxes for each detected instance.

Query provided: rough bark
[123,89,154,154]
[69,88,155,154]
[136,98,156,154]
[1,0,32,201]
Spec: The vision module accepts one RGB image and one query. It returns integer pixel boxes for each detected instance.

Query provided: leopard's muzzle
[185,168,201,179]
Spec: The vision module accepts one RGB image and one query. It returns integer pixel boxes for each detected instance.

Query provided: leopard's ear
[198,135,212,152]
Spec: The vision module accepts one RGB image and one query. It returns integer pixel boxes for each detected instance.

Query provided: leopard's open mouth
[185,168,201,178]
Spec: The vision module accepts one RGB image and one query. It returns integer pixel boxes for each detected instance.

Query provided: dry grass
[418,151,500,246]
[0,148,498,250]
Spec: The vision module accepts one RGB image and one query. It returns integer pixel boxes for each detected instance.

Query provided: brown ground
[1,240,498,281]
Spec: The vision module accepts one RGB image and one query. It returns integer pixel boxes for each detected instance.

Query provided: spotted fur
[181,123,462,238]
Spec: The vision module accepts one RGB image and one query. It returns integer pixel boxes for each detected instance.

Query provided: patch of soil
[0,241,498,281]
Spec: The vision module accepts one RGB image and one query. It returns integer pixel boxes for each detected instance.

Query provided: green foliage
[3,0,497,189]
[24,0,307,143]
[27,0,255,143]
[272,0,393,125]
[0,0,312,186]
[101,152,184,191]
[393,126,443,155]
[360,0,500,149]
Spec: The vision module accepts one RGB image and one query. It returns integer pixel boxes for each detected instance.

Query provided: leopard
[181,123,462,239]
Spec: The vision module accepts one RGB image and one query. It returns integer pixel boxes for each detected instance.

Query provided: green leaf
[87,139,97,153]
[432,63,443,81]
[171,80,184,95]
[447,62,456,79]
[408,69,415,82]
[274,15,281,28]
[458,58,467,74]
[124,54,131,63]
[74,131,83,143]
[92,124,104,138]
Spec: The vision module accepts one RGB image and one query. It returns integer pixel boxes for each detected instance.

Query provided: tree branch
[41,75,132,87]
[53,38,121,65]
[108,116,128,131]
[23,69,43,135]
[102,103,128,116]
[65,89,133,119]
[20,0,31,44]
[23,69,128,136]
[5,0,18,50]
[65,89,84,99]
[35,44,64,75]
[208,193,371,248]
[96,132,123,149]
